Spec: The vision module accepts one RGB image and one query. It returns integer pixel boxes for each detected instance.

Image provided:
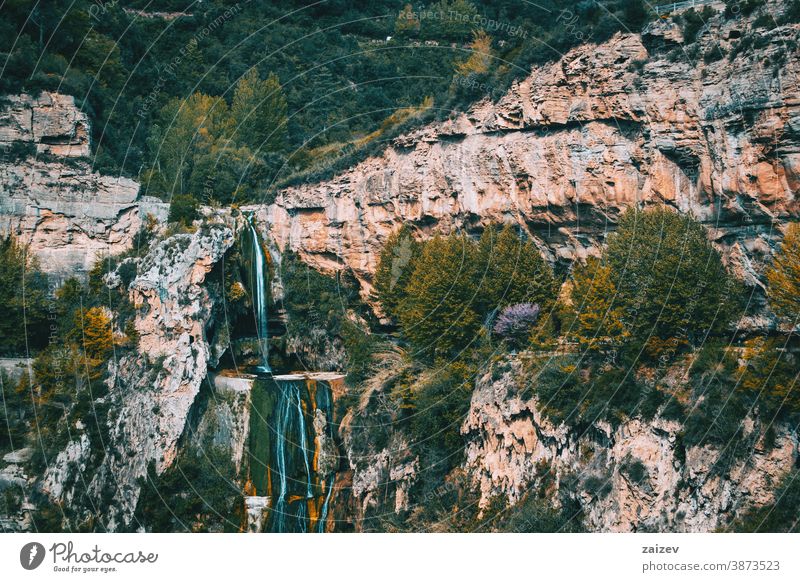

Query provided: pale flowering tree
[493,303,540,347]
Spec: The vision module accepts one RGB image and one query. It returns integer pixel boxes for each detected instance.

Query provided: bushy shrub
[373,224,420,320]
[766,222,800,324]
[168,194,200,226]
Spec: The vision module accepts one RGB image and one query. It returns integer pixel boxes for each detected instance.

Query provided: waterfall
[248,374,342,533]
[248,218,271,373]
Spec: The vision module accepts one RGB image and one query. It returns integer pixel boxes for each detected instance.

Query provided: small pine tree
[77,306,114,362]
[566,258,629,352]
[455,30,493,76]
[766,222,800,324]
[373,224,420,319]
[398,234,480,362]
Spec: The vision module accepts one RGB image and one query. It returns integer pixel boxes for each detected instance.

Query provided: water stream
[247,374,340,533]
[247,218,271,373]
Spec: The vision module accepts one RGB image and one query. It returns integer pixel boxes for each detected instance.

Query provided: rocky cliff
[253,4,799,301]
[0,92,168,279]
[462,358,797,532]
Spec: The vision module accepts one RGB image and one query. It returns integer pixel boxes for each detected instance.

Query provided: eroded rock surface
[0,92,168,278]
[251,7,800,300]
[462,359,798,532]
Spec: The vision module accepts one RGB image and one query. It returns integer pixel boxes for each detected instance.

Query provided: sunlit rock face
[462,358,799,532]
[88,224,235,529]
[0,92,168,279]
[251,6,799,302]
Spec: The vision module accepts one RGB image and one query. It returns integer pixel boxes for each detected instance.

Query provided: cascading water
[247,374,341,533]
[247,217,271,373]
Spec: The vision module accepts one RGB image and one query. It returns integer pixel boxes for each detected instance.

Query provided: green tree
[398,234,480,362]
[566,258,629,352]
[474,224,557,314]
[230,69,288,153]
[0,234,50,355]
[143,93,232,197]
[168,194,200,226]
[605,208,737,353]
[765,222,800,324]
[373,224,420,319]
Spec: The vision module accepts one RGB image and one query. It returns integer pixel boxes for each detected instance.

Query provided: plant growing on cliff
[605,208,738,356]
[493,303,540,347]
[398,234,480,362]
[766,222,800,325]
[474,224,557,314]
[565,257,629,353]
[373,224,420,320]
[0,234,50,355]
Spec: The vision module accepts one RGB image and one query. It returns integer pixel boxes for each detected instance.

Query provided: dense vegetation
[0,235,50,355]
[1,1,654,192]
[369,210,799,514]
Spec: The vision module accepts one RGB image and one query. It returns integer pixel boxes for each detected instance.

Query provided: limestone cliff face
[73,224,234,529]
[0,92,168,278]
[255,6,799,300]
[461,358,798,532]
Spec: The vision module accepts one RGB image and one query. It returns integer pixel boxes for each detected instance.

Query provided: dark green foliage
[605,208,739,354]
[168,194,200,226]
[729,468,800,532]
[529,357,654,428]
[398,234,481,362]
[134,452,243,532]
[475,224,557,314]
[679,7,715,42]
[487,490,585,532]
[280,251,359,341]
[409,362,475,482]
[679,343,752,474]
[0,1,655,182]
[278,251,378,378]
[0,234,51,355]
[373,224,420,320]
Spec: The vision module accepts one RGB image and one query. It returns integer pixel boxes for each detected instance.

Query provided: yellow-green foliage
[399,234,481,362]
[386,224,557,362]
[566,258,629,352]
[455,30,493,76]
[766,222,800,323]
[373,224,421,319]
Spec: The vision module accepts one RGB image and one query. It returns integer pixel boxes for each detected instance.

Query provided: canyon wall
[0,92,168,279]
[253,6,800,301]
[462,358,797,532]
